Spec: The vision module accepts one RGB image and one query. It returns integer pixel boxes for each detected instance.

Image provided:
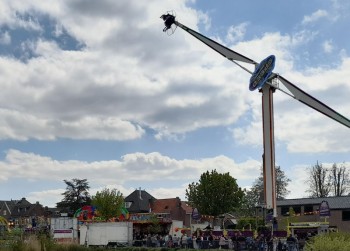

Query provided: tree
[248,166,291,208]
[57,178,91,213]
[185,169,244,217]
[329,163,350,196]
[147,215,162,234]
[306,162,330,198]
[237,188,261,217]
[275,166,291,199]
[92,188,124,221]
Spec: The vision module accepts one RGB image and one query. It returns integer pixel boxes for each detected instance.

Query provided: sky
[0,0,349,208]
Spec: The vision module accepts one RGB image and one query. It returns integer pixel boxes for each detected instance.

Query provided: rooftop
[277,196,350,209]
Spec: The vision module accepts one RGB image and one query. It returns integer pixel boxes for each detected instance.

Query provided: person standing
[219,235,226,249]
[181,234,188,248]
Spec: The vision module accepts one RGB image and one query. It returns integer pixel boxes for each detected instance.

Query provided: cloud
[285,164,310,199]
[226,22,248,44]
[302,9,328,25]
[0,0,348,214]
[229,31,350,153]
[1,149,262,207]
[27,189,65,208]
[0,1,250,142]
[0,1,348,153]
[0,31,11,44]
[322,40,334,53]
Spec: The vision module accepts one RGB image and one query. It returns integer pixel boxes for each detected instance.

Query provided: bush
[304,232,350,251]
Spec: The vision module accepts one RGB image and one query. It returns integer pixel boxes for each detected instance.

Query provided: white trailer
[168,220,183,237]
[80,222,133,247]
[50,217,78,243]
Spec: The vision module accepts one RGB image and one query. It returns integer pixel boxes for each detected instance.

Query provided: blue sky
[0,0,349,207]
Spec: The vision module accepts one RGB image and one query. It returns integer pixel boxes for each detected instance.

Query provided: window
[342,211,350,221]
[281,206,289,216]
[157,213,170,219]
[292,206,301,216]
[3,210,6,216]
[304,205,314,215]
[124,202,132,208]
[281,206,301,216]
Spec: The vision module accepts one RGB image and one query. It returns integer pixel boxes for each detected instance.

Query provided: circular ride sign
[249,55,276,91]
[192,208,201,220]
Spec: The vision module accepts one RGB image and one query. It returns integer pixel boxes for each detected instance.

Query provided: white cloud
[0,0,348,214]
[197,10,211,31]
[226,22,248,44]
[0,149,262,207]
[322,40,334,53]
[285,165,310,199]
[229,30,350,153]
[0,1,250,142]
[0,31,11,44]
[27,189,65,208]
[302,9,328,25]
[0,1,348,153]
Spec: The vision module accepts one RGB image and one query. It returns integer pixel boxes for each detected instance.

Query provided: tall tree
[306,161,330,198]
[237,188,261,217]
[185,169,244,217]
[57,178,91,212]
[249,166,291,206]
[92,188,124,221]
[329,163,349,196]
[275,166,291,199]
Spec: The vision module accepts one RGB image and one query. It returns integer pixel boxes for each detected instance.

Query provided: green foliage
[275,166,291,199]
[91,188,124,221]
[252,166,290,201]
[236,188,260,217]
[57,178,91,213]
[242,166,290,216]
[236,217,263,230]
[304,232,350,251]
[147,215,162,234]
[185,169,244,216]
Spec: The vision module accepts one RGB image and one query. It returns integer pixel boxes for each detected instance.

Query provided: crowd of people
[133,231,310,250]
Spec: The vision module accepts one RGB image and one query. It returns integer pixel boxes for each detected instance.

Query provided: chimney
[139,187,143,200]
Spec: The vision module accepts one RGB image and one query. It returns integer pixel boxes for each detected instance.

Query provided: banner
[319,200,331,217]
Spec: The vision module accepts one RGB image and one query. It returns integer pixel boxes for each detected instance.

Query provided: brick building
[276,196,350,232]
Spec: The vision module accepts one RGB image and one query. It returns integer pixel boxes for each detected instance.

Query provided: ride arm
[174,20,257,65]
[271,73,350,128]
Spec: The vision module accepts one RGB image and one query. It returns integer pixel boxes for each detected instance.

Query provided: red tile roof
[150,198,193,214]
[151,198,182,213]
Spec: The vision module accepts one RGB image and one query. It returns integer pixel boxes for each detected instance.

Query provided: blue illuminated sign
[249,55,275,91]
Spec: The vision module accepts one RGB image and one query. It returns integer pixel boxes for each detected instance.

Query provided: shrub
[304,232,350,251]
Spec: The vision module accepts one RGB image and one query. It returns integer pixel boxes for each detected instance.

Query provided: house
[124,189,155,213]
[150,197,187,222]
[124,189,191,225]
[124,189,196,235]
[9,198,48,228]
[181,201,194,228]
[276,196,350,232]
[0,200,18,221]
